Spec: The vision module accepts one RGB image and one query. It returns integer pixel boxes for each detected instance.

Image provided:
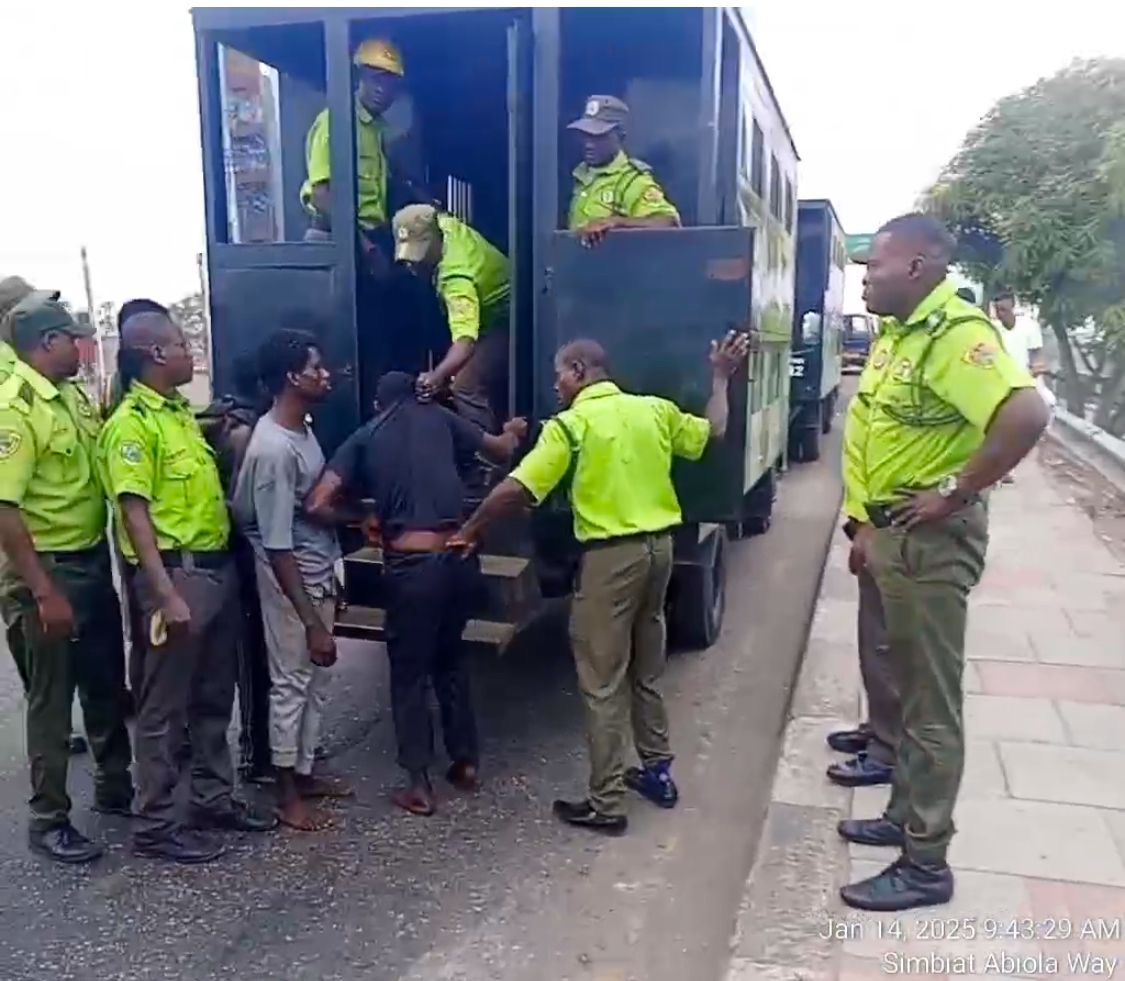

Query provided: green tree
[924,58,1125,429]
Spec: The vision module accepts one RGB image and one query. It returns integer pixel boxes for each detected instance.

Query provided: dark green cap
[8,293,94,349]
[568,95,629,136]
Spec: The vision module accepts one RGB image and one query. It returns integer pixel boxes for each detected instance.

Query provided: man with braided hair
[837,213,1048,911]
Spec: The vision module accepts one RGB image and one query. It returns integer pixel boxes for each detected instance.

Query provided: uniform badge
[642,186,663,203]
[120,440,144,464]
[963,342,998,368]
[599,188,615,205]
[871,348,891,371]
[0,429,21,459]
[585,98,600,117]
[447,296,475,318]
[76,399,92,417]
[892,358,914,382]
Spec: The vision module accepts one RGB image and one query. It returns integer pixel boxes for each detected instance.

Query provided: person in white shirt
[992,291,1054,484]
[992,291,1046,376]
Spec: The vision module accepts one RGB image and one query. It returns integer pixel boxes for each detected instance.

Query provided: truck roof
[190,5,799,160]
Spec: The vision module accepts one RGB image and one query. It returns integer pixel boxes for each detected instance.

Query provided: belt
[865,493,983,530]
[582,528,673,551]
[43,544,105,563]
[158,550,231,570]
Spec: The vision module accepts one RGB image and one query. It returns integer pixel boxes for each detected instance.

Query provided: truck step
[334,603,517,650]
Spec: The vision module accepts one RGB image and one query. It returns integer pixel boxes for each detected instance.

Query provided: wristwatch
[937,474,963,500]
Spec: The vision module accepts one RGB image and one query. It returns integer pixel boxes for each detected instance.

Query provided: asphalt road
[0,396,846,981]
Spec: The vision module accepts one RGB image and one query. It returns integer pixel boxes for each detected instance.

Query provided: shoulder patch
[0,429,22,459]
[870,348,891,371]
[963,342,999,368]
[599,187,615,205]
[446,295,476,319]
[120,440,144,465]
[642,185,664,203]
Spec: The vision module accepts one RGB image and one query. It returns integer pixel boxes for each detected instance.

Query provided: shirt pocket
[42,421,80,482]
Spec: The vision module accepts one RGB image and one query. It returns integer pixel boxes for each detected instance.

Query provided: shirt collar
[572,380,621,405]
[573,151,630,185]
[129,381,188,411]
[12,359,60,401]
[901,278,958,329]
[355,99,383,130]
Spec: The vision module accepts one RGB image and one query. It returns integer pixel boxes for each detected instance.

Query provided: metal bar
[696,7,722,226]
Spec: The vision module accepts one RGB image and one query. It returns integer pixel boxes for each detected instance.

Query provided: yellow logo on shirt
[892,358,914,382]
[120,441,144,464]
[0,429,21,459]
[871,348,891,371]
[643,186,663,203]
[963,342,998,368]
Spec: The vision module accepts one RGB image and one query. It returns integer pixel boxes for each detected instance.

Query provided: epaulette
[627,157,653,174]
[0,376,34,415]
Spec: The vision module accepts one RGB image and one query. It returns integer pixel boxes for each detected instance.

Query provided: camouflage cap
[567,95,629,136]
[8,293,94,349]
[392,203,440,263]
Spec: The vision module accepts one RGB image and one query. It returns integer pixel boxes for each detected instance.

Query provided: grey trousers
[857,567,899,766]
[131,556,239,840]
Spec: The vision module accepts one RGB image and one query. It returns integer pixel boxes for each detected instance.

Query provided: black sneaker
[827,752,893,787]
[68,733,89,755]
[826,725,870,755]
[840,855,954,911]
[837,817,905,847]
[189,799,278,833]
[552,799,627,836]
[133,830,224,864]
[29,824,103,864]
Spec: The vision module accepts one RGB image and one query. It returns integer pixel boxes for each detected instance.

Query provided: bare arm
[454,477,533,547]
[306,470,368,526]
[430,339,476,388]
[704,331,752,439]
[120,495,192,636]
[956,388,1050,496]
[704,374,731,440]
[479,430,522,464]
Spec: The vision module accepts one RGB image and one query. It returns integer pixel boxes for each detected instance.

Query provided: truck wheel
[821,393,835,435]
[669,531,727,650]
[799,426,820,462]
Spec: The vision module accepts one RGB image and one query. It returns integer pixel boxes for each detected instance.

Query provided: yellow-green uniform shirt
[436,213,511,342]
[842,278,1034,522]
[0,360,107,551]
[300,102,388,229]
[510,380,711,542]
[98,382,230,561]
[567,152,680,230]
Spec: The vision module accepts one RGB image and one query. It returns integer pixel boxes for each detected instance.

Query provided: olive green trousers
[570,533,674,817]
[870,501,989,864]
[0,545,132,831]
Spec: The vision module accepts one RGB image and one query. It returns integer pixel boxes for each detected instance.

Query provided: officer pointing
[99,311,276,864]
[837,213,1048,911]
[567,95,680,247]
[0,294,133,863]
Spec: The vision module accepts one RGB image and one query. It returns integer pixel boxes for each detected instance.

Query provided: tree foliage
[924,59,1125,424]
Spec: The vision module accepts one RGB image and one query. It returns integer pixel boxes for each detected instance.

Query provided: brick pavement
[726,454,1125,981]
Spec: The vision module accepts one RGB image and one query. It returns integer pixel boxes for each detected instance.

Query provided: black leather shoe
[552,799,627,836]
[827,752,893,787]
[190,800,278,833]
[827,725,871,754]
[133,831,224,864]
[840,856,954,911]
[28,824,103,864]
[837,817,906,847]
[68,733,89,755]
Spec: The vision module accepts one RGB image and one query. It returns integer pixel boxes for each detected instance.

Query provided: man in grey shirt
[232,330,349,831]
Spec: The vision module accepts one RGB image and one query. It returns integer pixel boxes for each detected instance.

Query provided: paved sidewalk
[726,454,1125,981]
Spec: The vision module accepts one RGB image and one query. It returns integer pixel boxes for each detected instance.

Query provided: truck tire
[821,392,836,435]
[669,530,727,650]
[798,426,820,462]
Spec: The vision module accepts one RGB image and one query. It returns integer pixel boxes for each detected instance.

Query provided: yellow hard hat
[353,38,404,77]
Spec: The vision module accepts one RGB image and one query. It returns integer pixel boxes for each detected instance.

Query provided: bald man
[453,333,748,833]
[98,312,275,864]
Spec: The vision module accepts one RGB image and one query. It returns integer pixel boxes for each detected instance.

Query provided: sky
[1,0,1124,311]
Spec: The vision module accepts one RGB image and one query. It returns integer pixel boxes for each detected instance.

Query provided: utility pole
[80,245,107,390]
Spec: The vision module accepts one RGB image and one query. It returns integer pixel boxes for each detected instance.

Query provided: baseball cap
[8,294,94,349]
[353,38,405,77]
[567,95,629,136]
[392,204,440,263]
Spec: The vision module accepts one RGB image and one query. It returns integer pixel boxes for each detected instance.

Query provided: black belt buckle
[865,503,894,529]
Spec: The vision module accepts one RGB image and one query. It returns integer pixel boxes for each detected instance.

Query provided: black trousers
[383,551,482,775]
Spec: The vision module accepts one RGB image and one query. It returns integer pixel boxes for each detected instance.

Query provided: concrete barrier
[1050,406,1125,489]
